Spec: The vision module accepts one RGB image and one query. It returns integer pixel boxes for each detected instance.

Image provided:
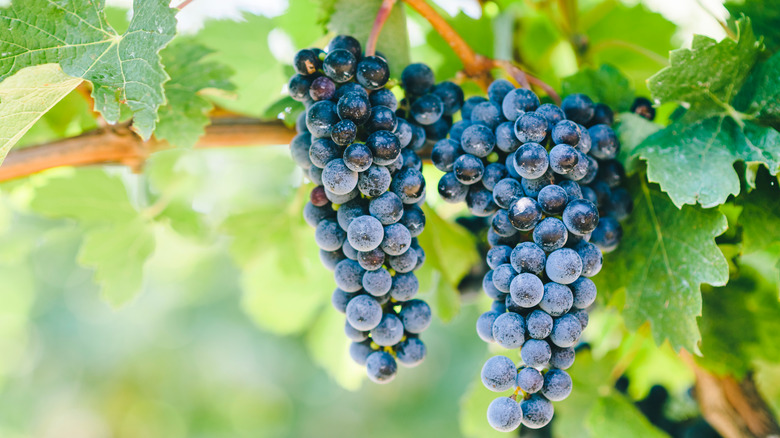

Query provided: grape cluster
[432,80,632,431]
[288,35,464,383]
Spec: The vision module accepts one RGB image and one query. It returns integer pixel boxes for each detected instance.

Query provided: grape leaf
[561,65,634,112]
[241,242,332,335]
[623,337,695,400]
[634,114,780,208]
[726,0,780,53]
[416,205,479,321]
[155,42,235,148]
[192,13,285,117]
[648,20,761,113]
[739,172,780,288]
[0,0,177,140]
[222,186,333,335]
[632,20,780,207]
[552,347,616,438]
[145,150,209,238]
[582,2,675,93]
[305,308,365,391]
[263,96,305,129]
[613,112,661,174]
[275,0,323,48]
[554,347,671,438]
[0,64,82,166]
[78,218,155,306]
[326,0,410,75]
[29,168,138,225]
[734,51,780,129]
[698,266,780,376]
[16,83,98,149]
[28,168,156,305]
[740,174,780,255]
[587,394,669,437]
[593,179,729,352]
[459,370,509,438]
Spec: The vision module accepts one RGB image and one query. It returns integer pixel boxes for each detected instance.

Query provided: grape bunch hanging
[287,35,464,383]
[432,80,632,431]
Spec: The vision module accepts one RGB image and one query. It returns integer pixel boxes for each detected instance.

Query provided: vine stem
[177,0,195,10]
[0,116,296,182]
[680,351,780,438]
[366,0,397,57]
[401,0,558,101]
[402,0,493,87]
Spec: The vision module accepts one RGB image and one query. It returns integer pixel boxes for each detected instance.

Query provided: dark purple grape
[356,56,389,89]
[293,48,321,76]
[323,49,357,83]
[309,76,335,101]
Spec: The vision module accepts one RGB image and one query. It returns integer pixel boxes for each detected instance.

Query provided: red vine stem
[401,0,559,102]
[366,0,397,57]
[176,0,195,9]
[402,0,493,79]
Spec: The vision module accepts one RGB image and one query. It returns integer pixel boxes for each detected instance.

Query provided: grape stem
[366,0,397,57]
[401,0,559,103]
[176,0,195,10]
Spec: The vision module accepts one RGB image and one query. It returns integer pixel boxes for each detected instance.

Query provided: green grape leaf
[240,244,332,335]
[28,168,156,305]
[698,266,780,376]
[631,21,780,207]
[222,186,333,335]
[29,168,137,225]
[555,347,670,438]
[734,51,780,128]
[459,369,510,438]
[561,65,635,112]
[275,0,323,48]
[145,149,208,237]
[416,205,479,321]
[78,218,155,306]
[263,96,305,129]
[16,82,98,149]
[648,19,761,113]
[593,179,729,352]
[739,172,780,289]
[0,64,82,165]
[582,3,675,93]
[192,13,285,117]
[317,0,338,26]
[633,114,780,208]
[587,394,669,437]
[624,337,695,400]
[0,0,177,139]
[726,0,780,53]
[155,42,235,148]
[327,0,410,75]
[553,348,615,438]
[613,112,662,174]
[740,175,780,255]
[305,308,365,391]
[510,5,569,90]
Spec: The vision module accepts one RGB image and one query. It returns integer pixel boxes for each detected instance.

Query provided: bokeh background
[3,1,776,438]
